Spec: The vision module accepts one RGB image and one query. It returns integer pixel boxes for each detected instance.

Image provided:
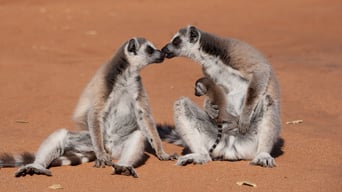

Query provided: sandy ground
[0,0,341,191]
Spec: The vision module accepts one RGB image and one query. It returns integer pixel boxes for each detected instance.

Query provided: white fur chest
[195,54,248,115]
[102,72,140,137]
[109,73,140,113]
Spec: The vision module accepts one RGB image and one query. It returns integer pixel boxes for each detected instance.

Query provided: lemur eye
[146,45,154,55]
[172,36,182,47]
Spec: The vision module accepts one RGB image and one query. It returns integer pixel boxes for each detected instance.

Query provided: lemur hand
[238,116,251,135]
[156,151,178,161]
[94,152,112,168]
[204,99,219,119]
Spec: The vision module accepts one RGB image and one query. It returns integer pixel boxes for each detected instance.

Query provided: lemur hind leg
[15,129,93,177]
[173,97,216,166]
[111,130,145,178]
[250,103,281,168]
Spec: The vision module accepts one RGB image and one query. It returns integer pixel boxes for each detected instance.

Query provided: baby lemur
[0,37,176,178]
[194,77,238,128]
[194,77,239,154]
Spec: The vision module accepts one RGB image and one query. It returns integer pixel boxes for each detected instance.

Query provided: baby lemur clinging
[194,77,238,129]
[194,77,239,154]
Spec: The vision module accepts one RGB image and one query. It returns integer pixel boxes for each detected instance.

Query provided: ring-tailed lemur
[0,38,176,178]
[161,26,281,167]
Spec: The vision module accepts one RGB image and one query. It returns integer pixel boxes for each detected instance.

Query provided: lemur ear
[189,26,199,43]
[128,38,138,55]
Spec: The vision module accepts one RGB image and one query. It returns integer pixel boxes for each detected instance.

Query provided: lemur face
[125,38,165,70]
[194,77,209,97]
[162,26,201,59]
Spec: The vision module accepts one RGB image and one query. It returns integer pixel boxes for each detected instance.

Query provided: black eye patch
[172,36,182,47]
[145,45,154,55]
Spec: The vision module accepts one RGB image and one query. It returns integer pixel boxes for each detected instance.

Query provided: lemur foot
[157,152,178,161]
[176,154,211,166]
[220,121,239,135]
[238,119,250,135]
[112,164,138,178]
[15,164,51,177]
[250,152,277,168]
[93,153,112,168]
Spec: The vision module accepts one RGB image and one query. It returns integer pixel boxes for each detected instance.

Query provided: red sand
[0,0,341,191]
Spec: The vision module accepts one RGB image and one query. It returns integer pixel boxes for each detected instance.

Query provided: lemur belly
[203,60,248,116]
[102,77,140,150]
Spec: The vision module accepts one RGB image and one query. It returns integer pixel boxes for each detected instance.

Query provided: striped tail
[0,151,96,168]
[49,151,96,167]
[157,123,185,146]
[209,124,223,154]
[0,152,35,168]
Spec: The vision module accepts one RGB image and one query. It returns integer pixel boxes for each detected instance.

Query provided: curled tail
[0,151,96,168]
[157,123,185,146]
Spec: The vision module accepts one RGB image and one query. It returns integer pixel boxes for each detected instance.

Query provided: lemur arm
[239,70,270,134]
[87,103,112,167]
[204,97,219,120]
[134,88,177,160]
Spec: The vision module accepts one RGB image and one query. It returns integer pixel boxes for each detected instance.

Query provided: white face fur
[194,81,208,97]
[163,26,248,115]
[125,38,164,70]
[162,26,201,59]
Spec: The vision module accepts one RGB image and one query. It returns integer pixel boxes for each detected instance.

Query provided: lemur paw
[205,103,219,119]
[238,119,250,135]
[14,164,52,177]
[112,164,138,178]
[176,157,194,166]
[219,119,238,131]
[250,152,277,168]
[93,153,112,168]
[157,152,178,161]
[176,154,211,166]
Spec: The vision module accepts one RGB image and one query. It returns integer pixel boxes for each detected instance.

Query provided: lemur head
[162,25,201,59]
[194,77,213,97]
[125,37,165,70]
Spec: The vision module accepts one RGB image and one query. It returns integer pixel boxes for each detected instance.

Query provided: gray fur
[2,38,176,178]
[194,77,239,155]
[156,124,185,146]
[194,77,238,126]
[0,151,94,169]
[162,26,281,168]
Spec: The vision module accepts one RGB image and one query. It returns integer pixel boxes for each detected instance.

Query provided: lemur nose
[160,51,166,58]
[161,45,175,59]
[154,50,165,63]
[161,46,170,54]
